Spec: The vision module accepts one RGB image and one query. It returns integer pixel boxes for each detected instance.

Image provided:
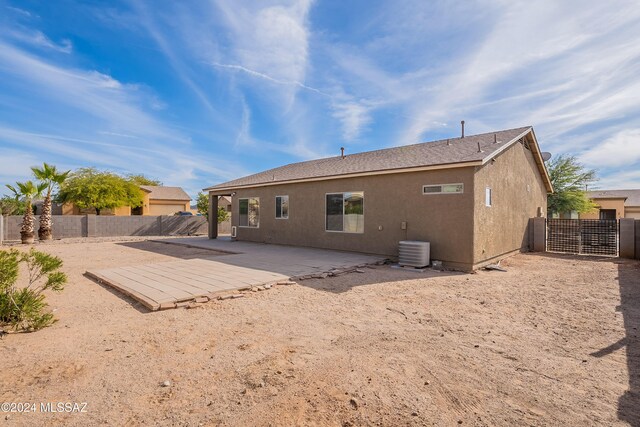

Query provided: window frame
[485,187,492,207]
[275,195,289,219]
[422,183,464,195]
[324,191,364,234]
[238,197,260,228]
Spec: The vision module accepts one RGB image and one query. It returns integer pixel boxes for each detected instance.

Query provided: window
[599,209,616,220]
[326,192,364,233]
[275,195,289,219]
[422,183,464,195]
[239,198,259,227]
[485,187,492,207]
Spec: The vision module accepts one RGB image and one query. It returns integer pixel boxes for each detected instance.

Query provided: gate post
[531,217,546,252]
[619,218,635,259]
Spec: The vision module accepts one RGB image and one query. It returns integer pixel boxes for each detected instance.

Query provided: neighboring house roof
[587,189,640,206]
[140,186,191,201]
[205,126,552,192]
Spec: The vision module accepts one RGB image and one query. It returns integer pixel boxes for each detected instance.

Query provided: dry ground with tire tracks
[1,238,639,426]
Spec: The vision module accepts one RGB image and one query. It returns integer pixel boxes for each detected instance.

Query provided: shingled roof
[206,126,552,192]
[587,189,640,206]
[140,185,191,201]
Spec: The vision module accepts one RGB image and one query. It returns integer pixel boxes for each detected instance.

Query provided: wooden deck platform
[86,258,289,310]
[86,238,385,310]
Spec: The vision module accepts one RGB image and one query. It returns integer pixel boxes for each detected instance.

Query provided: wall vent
[398,240,430,268]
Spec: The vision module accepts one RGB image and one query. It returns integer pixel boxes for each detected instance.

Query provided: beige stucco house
[62,185,191,216]
[205,126,552,271]
[580,190,640,220]
[135,186,191,215]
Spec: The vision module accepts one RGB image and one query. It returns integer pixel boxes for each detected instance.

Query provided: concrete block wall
[157,216,208,236]
[636,220,640,260]
[218,220,231,235]
[2,215,207,241]
[619,218,635,259]
[93,216,161,237]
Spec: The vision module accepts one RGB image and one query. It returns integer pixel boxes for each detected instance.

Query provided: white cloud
[0,40,183,142]
[5,29,73,53]
[214,0,313,106]
[235,99,253,147]
[580,129,640,168]
[131,2,222,121]
[0,149,40,191]
[594,169,640,190]
[0,36,250,195]
[345,0,640,147]
[5,6,32,18]
[331,100,373,141]
[211,62,327,96]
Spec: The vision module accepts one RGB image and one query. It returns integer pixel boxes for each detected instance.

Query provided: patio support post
[208,193,218,239]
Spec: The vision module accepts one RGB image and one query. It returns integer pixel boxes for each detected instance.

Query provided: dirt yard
[1,239,639,426]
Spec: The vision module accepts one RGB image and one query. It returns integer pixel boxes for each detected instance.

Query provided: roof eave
[590,196,628,201]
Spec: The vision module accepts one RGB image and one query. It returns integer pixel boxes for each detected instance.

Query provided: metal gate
[547,219,619,256]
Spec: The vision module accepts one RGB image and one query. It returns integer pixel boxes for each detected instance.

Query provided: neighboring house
[218,196,232,212]
[580,190,640,220]
[205,126,552,271]
[61,185,191,216]
[135,186,191,215]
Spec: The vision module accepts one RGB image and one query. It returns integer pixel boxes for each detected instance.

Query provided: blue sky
[1,0,639,200]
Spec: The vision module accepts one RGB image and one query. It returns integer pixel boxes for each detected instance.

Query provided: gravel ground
[1,239,639,426]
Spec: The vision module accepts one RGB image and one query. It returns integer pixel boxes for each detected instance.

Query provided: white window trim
[275,195,289,219]
[324,192,365,234]
[238,197,260,228]
[485,187,492,207]
[422,183,464,195]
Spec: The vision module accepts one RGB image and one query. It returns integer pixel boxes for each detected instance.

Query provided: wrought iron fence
[547,219,618,256]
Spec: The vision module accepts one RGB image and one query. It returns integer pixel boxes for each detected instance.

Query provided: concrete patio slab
[86,237,386,311]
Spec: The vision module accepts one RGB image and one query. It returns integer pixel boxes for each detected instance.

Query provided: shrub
[0,248,67,332]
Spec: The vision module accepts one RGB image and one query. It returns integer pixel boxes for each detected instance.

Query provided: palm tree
[6,181,47,244]
[31,163,70,240]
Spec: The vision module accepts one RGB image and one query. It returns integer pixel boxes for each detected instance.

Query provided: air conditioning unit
[398,241,430,267]
[231,226,237,238]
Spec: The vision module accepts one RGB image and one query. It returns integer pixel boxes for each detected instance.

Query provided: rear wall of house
[213,168,477,269]
[472,135,548,267]
[579,199,626,220]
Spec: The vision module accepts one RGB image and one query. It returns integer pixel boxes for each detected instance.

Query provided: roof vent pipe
[477,142,483,153]
[446,138,450,146]
[461,120,465,138]
[340,147,345,159]
[493,134,498,144]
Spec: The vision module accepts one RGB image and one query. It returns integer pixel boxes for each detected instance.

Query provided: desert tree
[5,181,47,244]
[546,155,598,216]
[31,163,70,240]
[126,174,162,186]
[55,168,144,215]
[0,195,24,216]
[0,248,67,331]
